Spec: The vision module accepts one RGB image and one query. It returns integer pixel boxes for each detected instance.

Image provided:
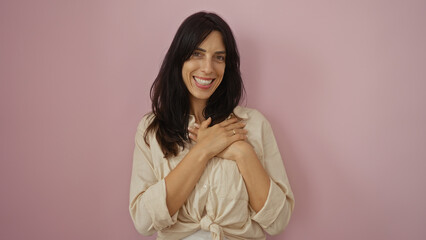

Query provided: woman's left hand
[188,119,252,161]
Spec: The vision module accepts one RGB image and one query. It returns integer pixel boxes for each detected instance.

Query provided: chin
[193,92,213,100]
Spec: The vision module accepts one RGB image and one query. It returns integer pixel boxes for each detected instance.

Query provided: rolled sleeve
[142,179,179,230]
[251,179,286,227]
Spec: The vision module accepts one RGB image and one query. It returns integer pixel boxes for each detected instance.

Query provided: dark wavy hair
[144,11,245,158]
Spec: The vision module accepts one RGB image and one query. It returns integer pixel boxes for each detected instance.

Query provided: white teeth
[194,77,213,85]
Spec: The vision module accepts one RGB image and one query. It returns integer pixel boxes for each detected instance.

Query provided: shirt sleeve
[129,115,179,236]
[250,114,295,235]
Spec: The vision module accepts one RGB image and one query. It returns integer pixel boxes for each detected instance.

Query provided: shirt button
[203,184,208,189]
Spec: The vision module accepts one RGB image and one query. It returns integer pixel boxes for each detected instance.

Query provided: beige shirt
[129,106,295,240]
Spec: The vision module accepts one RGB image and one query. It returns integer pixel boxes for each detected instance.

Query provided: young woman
[129,12,294,240]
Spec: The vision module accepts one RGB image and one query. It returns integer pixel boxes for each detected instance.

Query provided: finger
[235,129,248,134]
[200,117,211,129]
[188,127,199,136]
[227,128,248,136]
[225,122,246,131]
[228,133,247,143]
[194,123,200,129]
[218,117,239,127]
[188,132,198,142]
[193,127,199,135]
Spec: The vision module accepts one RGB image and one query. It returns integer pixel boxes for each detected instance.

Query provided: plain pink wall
[1,0,425,239]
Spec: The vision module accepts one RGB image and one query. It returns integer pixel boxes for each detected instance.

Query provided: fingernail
[194,123,200,128]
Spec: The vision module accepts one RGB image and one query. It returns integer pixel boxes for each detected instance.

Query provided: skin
[181,30,226,122]
[164,31,270,216]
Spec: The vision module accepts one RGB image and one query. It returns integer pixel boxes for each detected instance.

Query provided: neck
[189,97,207,124]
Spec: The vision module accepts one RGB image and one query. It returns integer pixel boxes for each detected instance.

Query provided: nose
[201,58,213,74]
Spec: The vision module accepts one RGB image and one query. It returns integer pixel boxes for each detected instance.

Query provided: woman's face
[182,31,226,103]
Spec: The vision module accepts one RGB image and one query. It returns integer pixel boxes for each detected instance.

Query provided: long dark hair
[144,11,244,158]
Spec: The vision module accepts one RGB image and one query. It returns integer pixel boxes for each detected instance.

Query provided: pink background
[1,0,425,239]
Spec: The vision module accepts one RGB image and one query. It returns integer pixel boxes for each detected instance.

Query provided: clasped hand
[188,117,251,161]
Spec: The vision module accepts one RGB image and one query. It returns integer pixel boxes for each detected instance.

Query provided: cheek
[214,64,225,76]
[183,61,198,74]
[182,64,193,83]
[182,63,189,76]
[218,66,226,77]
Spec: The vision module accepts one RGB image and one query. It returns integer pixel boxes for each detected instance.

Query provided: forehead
[198,31,225,51]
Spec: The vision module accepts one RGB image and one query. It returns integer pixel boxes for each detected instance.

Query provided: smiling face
[182,31,226,105]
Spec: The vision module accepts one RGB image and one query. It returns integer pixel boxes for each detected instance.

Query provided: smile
[193,76,215,89]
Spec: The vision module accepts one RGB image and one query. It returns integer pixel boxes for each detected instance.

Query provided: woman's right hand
[189,117,247,159]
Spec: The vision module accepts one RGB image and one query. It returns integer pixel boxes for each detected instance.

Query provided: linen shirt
[129,106,295,240]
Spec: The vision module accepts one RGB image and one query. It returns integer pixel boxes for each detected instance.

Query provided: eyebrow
[195,47,226,54]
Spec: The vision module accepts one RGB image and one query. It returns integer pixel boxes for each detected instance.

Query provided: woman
[129,12,294,240]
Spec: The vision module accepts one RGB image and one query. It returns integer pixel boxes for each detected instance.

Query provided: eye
[192,51,202,57]
[216,55,225,62]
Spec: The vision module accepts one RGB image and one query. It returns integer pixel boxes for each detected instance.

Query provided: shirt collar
[188,106,248,126]
[233,105,249,120]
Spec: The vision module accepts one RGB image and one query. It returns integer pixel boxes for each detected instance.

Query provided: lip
[193,76,215,89]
